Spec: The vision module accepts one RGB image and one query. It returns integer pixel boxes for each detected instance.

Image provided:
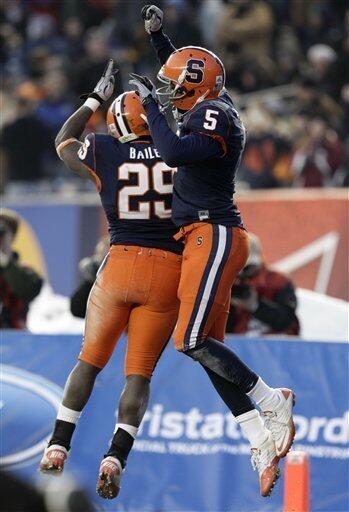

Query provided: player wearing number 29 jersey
[78,96,181,254]
[40,72,184,501]
[54,88,182,379]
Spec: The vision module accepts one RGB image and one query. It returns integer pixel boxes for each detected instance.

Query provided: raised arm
[55,60,117,187]
[129,75,223,167]
[141,5,176,65]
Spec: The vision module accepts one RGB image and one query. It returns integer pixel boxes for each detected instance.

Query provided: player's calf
[182,336,259,392]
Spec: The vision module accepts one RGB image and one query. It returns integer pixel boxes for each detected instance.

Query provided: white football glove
[141,4,163,34]
[80,59,118,104]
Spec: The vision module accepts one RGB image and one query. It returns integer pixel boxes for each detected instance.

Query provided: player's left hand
[141,5,163,34]
[129,73,157,104]
[80,59,119,104]
[231,286,259,312]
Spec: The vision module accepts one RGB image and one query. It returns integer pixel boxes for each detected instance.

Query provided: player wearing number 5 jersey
[131,5,297,498]
[39,60,182,500]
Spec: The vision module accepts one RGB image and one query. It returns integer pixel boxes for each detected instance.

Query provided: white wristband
[84,97,101,112]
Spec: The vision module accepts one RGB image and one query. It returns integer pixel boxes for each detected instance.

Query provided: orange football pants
[173,223,249,350]
[79,245,181,379]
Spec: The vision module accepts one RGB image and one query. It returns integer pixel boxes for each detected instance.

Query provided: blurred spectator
[61,17,85,63]
[226,233,300,336]
[162,0,202,48]
[238,104,293,189]
[70,236,109,318]
[217,0,273,60]
[291,116,344,187]
[295,79,343,129]
[0,0,347,191]
[1,97,51,185]
[0,209,43,329]
[72,27,122,102]
[36,70,74,133]
[306,44,338,96]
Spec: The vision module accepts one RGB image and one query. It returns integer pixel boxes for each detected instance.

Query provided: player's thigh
[125,252,181,379]
[125,305,178,379]
[79,249,134,368]
[176,222,215,303]
[147,251,182,312]
[207,292,231,342]
[174,225,248,350]
[199,228,248,342]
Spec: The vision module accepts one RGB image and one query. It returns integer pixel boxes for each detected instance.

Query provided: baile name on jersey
[129,147,161,160]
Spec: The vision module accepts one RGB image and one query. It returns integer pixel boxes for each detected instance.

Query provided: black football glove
[129,73,158,104]
[141,4,163,34]
[80,59,119,104]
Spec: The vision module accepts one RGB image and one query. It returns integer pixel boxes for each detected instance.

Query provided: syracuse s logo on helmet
[185,59,205,84]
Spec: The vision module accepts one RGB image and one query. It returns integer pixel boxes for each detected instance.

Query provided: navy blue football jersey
[172,91,245,228]
[78,133,182,254]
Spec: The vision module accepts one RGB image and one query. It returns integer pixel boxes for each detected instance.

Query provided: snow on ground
[27,284,348,341]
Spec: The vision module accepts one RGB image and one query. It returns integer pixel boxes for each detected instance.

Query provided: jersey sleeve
[144,100,223,167]
[184,106,231,156]
[150,29,176,65]
[77,133,102,191]
[77,133,97,171]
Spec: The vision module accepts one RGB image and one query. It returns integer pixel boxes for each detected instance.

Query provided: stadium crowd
[1,0,348,192]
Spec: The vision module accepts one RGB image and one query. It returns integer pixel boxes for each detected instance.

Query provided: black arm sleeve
[70,280,94,318]
[253,282,298,331]
[2,261,43,303]
[144,100,222,166]
[150,29,176,65]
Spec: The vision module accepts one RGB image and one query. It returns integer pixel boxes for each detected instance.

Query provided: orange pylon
[283,451,310,512]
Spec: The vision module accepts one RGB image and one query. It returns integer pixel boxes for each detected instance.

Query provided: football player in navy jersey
[130,5,297,497]
[39,60,183,499]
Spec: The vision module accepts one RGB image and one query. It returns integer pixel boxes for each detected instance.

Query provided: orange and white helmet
[157,46,225,113]
[107,91,150,143]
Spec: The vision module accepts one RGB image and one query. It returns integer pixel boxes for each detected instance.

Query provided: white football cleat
[263,388,296,458]
[39,444,68,474]
[251,431,280,497]
[96,456,123,500]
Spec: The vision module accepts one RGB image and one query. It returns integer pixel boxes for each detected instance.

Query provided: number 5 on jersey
[117,162,176,220]
[203,109,219,130]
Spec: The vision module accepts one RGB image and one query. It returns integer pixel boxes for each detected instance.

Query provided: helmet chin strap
[173,89,210,120]
[196,89,210,104]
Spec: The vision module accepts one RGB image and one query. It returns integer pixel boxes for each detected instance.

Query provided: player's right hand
[80,59,118,104]
[141,4,163,34]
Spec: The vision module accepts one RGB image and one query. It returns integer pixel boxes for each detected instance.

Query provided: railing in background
[4,188,348,299]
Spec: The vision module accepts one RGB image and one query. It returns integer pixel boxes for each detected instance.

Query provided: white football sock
[57,404,81,424]
[236,409,269,448]
[114,422,138,439]
[247,377,281,412]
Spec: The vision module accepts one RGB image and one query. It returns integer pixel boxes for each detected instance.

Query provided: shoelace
[251,437,277,474]
[251,450,262,472]
[263,412,285,442]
